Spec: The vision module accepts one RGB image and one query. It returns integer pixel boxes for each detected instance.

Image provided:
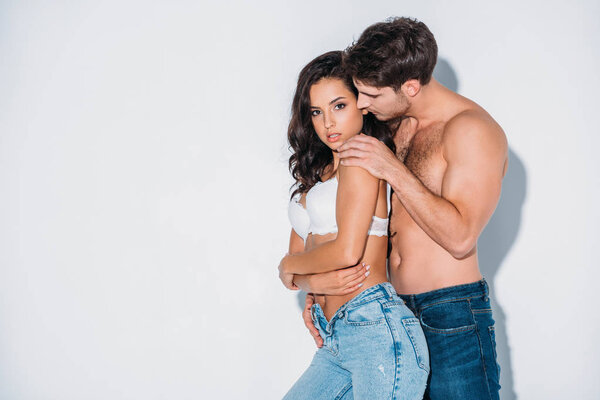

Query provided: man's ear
[401,79,421,97]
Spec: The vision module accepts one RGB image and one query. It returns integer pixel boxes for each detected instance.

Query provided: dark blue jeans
[399,279,500,400]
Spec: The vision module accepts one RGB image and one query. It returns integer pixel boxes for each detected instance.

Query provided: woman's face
[309,78,365,151]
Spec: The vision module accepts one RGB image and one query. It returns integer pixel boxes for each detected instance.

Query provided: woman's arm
[293,265,370,294]
[279,228,306,290]
[288,228,305,255]
[286,210,370,294]
[279,165,379,276]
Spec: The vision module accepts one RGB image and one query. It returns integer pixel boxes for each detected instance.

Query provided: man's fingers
[308,324,320,336]
[302,305,316,331]
[338,144,370,158]
[313,336,324,348]
[339,133,375,149]
[303,295,315,324]
[302,309,313,326]
[302,308,321,338]
[302,294,322,348]
[304,294,314,308]
[306,320,322,347]
[339,157,364,168]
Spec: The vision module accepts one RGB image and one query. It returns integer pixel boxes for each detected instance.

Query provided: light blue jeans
[283,283,429,400]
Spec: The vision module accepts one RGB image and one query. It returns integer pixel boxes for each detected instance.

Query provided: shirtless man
[300,18,507,399]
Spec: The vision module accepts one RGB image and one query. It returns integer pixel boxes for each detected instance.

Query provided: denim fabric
[284,283,429,400]
[399,280,501,400]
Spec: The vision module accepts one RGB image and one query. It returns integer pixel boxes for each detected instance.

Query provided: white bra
[288,176,389,242]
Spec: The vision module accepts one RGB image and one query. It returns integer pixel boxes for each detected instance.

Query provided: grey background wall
[1,1,598,399]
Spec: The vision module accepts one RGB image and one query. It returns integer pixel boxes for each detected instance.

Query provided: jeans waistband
[398,279,489,309]
[311,282,397,335]
[345,281,397,308]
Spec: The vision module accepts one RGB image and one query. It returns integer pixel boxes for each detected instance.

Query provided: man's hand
[278,255,298,290]
[294,264,370,295]
[338,133,399,181]
[303,294,323,348]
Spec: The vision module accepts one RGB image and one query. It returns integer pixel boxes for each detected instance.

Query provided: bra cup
[288,194,310,240]
[289,176,389,239]
[306,178,339,235]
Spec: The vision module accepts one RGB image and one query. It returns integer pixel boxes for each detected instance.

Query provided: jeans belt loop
[382,282,394,300]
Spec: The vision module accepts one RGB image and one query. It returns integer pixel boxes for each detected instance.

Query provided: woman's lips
[327,133,342,142]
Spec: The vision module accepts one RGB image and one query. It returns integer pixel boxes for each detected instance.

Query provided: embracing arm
[389,114,506,258]
[279,165,379,275]
[339,114,507,259]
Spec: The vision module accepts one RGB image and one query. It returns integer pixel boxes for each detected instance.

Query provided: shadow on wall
[293,58,526,400]
[435,58,527,400]
[478,148,526,400]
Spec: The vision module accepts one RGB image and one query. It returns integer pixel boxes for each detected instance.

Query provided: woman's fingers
[342,263,370,284]
[338,263,365,279]
[344,271,369,291]
[343,285,361,295]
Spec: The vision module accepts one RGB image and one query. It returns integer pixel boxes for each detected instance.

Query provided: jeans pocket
[420,299,476,334]
[344,301,385,326]
[401,317,430,372]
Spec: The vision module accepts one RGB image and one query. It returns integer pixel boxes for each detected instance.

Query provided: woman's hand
[278,254,299,290]
[294,263,370,295]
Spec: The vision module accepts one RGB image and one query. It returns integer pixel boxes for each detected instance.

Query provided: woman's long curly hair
[288,51,396,199]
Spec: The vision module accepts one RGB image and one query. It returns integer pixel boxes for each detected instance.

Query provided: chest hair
[395,122,445,195]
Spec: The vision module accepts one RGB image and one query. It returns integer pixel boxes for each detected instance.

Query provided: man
[303,17,507,399]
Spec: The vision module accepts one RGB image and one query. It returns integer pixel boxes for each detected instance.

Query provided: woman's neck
[323,153,339,180]
[332,152,340,171]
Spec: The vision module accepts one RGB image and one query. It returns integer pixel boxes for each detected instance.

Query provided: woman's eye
[334,103,346,110]
[311,110,321,117]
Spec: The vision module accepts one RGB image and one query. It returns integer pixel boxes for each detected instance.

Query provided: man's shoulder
[442,107,505,148]
[439,106,507,165]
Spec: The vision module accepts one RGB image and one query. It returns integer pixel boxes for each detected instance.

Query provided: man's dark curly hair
[344,17,438,90]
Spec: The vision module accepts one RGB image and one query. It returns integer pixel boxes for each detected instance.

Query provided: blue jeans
[284,283,429,400]
[399,280,501,400]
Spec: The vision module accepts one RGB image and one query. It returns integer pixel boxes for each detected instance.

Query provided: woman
[278,51,429,400]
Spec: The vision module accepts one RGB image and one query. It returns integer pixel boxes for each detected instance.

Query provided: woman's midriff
[305,232,389,321]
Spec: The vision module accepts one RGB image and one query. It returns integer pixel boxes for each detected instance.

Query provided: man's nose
[356,94,369,110]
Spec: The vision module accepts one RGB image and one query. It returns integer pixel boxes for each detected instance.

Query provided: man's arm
[339,113,507,259]
[279,165,379,276]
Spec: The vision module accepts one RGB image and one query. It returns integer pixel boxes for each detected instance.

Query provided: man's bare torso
[389,95,501,294]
